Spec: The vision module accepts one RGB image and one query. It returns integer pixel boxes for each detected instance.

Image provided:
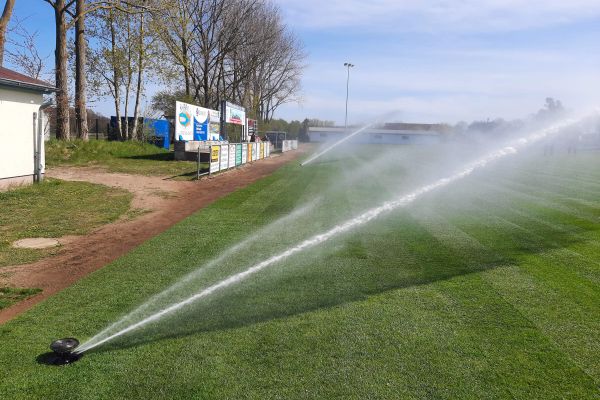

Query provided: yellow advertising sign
[248,143,253,160]
[211,146,220,162]
[260,143,265,159]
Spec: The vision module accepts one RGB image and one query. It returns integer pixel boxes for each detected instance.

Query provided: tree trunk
[109,9,122,140]
[54,0,70,140]
[181,36,190,97]
[123,13,132,140]
[0,0,15,66]
[75,0,89,140]
[131,10,144,141]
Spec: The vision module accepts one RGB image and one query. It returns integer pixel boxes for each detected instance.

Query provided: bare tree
[0,0,15,66]
[148,0,195,96]
[87,1,156,140]
[6,20,50,79]
[45,0,152,140]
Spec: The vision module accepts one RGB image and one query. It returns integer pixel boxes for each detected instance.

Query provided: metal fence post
[197,144,201,180]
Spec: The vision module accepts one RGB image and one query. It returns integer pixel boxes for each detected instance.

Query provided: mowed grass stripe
[484,262,600,382]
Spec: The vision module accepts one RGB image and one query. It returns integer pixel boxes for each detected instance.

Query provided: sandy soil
[0,148,305,324]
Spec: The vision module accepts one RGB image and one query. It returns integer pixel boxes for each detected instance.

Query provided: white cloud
[275,0,600,33]
[277,54,600,125]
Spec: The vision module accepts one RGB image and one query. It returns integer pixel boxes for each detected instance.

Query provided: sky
[6,0,600,125]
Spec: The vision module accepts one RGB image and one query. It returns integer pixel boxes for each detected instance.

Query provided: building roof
[0,67,56,92]
[308,126,442,136]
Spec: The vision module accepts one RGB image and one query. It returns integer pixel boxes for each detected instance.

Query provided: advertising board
[247,119,257,138]
[224,102,246,126]
[220,144,229,170]
[176,101,220,141]
[235,144,242,166]
[242,143,248,163]
[228,144,236,168]
[209,145,220,174]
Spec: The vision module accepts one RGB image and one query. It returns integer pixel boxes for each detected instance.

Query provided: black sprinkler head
[47,338,82,365]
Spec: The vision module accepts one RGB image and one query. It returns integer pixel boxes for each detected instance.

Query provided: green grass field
[0,144,598,399]
[46,139,203,179]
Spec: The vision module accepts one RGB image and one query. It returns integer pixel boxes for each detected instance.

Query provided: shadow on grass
[124,153,175,162]
[82,208,599,356]
[36,352,83,366]
[163,168,209,180]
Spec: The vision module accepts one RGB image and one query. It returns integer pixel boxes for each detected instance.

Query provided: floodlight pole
[344,62,354,132]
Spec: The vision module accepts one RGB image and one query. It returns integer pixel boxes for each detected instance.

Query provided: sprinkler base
[39,338,82,366]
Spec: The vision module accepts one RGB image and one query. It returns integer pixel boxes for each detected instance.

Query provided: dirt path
[0,148,305,324]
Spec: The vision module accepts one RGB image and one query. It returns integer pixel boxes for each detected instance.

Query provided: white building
[308,123,448,145]
[0,67,55,190]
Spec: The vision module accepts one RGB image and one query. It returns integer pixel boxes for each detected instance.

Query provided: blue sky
[7,0,600,125]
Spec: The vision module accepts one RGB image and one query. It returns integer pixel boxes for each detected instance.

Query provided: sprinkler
[49,338,82,364]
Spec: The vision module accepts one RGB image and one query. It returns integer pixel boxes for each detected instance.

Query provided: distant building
[0,67,55,190]
[308,123,447,145]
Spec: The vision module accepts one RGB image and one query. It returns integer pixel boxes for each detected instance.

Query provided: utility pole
[344,62,354,132]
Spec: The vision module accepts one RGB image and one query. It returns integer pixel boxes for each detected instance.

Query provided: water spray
[71,117,581,355]
[301,124,374,166]
[301,112,399,166]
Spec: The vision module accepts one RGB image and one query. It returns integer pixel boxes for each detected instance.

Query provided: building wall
[0,87,44,189]
[308,129,441,145]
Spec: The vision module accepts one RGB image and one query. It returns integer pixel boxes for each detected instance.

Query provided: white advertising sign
[228,144,236,169]
[220,144,230,171]
[225,102,246,126]
[242,144,248,163]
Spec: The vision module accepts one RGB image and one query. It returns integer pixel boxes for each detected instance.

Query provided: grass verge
[0,288,42,310]
[0,179,132,268]
[46,139,205,179]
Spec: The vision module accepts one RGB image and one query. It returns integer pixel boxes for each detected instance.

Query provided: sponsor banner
[225,102,246,126]
[176,101,220,141]
[252,143,258,161]
[247,119,257,136]
[242,143,248,163]
[209,109,221,140]
[209,145,220,174]
[260,143,265,159]
[281,140,298,152]
[266,143,270,157]
[228,144,236,169]
[235,144,242,166]
[220,144,230,170]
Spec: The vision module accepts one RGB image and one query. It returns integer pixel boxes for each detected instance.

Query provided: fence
[281,140,298,152]
[200,141,272,178]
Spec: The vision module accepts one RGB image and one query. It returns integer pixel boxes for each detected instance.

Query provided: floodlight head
[344,62,355,68]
